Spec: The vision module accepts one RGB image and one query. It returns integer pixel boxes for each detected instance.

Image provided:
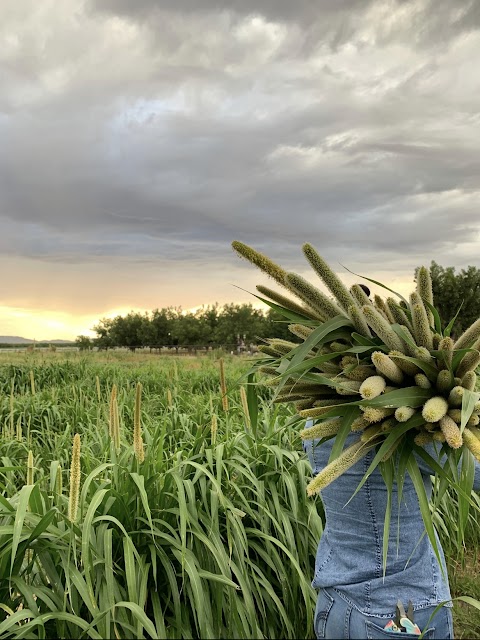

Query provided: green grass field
[0,351,479,638]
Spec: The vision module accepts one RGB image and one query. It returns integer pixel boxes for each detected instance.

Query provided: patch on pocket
[365,620,435,639]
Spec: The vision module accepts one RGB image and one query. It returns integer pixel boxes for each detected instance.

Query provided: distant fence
[0,343,259,356]
[143,344,258,356]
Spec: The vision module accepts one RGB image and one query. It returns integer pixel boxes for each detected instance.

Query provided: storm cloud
[0,0,479,336]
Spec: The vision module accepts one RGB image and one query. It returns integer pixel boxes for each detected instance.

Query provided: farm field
[0,351,479,639]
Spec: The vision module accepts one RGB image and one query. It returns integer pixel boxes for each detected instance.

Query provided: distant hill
[0,336,74,344]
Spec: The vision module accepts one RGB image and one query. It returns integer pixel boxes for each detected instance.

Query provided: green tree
[416,261,480,338]
[92,318,115,350]
[148,308,175,347]
[213,304,267,346]
[171,310,210,347]
[75,335,93,351]
[261,307,299,342]
[110,312,151,350]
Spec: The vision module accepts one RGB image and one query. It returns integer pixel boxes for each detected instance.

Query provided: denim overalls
[303,422,480,639]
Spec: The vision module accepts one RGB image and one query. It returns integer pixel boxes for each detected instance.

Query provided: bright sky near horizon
[1,0,480,340]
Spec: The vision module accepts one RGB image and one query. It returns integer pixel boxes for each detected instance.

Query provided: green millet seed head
[27,450,34,486]
[299,418,343,439]
[410,298,434,350]
[455,340,480,378]
[306,439,369,495]
[463,428,480,461]
[263,375,295,387]
[416,266,434,327]
[454,377,462,386]
[433,430,446,443]
[211,414,218,444]
[362,306,405,352]
[424,422,438,432]
[414,430,434,446]
[374,295,395,323]
[288,324,314,340]
[348,304,372,338]
[414,347,433,363]
[359,375,386,399]
[468,414,480,427]
[295,398,316,411]
[133,381,144,464]
[362,406,395,423]
[361,425,383,442]
[341,356,358,368]
[55,464,63,495]
[109,384,117,437]
[285,272,343,319]
[436,369,454,393]
[409,291,421,307]
[432,334,442,350]
[439,415,463,449]
[231,241,288,289]
[438,337,454,370]
[336,380,363,396]
[269,340,302,357]
[462,371,477,391]
[454,317,480,351]
[468,426,480,440]
[448,409,462,423]
[371,351,404,384]
[68,433,81,523]
[386,298,414,331]
[422,396,449,423]
[414,373,431,389]
[329,341,349,352]
[258,345,282,358]
[313,398,344,407]
[388,351,420,377]
[302,243,358,312]
[351,416,370,432]
[344,365,376,382]
[289,382,337,394]
[394,406,416,422]
[448,386,464,407]
[350,284,372,307]
[300,406,344,419]
[273,392,310,403]
[270,338,299,351]
[316,361,342,375]
[381,418,398,432]
[257,285,323,320]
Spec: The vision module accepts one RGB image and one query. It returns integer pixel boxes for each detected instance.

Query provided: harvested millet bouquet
[232,240,480,557]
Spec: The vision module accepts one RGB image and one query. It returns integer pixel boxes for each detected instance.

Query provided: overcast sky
[1,0,479,339]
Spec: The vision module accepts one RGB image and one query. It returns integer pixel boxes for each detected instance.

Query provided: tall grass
[1,351,479,638]
[0,353,322,639]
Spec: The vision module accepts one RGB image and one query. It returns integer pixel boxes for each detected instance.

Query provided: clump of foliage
[0,355,321,639]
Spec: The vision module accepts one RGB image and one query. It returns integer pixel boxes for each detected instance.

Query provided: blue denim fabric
[303,420,480,624]
[314,586,454,639]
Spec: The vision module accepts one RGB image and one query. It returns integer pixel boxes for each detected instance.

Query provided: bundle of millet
[232,241,480,496]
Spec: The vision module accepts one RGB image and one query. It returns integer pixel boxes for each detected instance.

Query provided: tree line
[76,303,294,351]
[76,261,480,351]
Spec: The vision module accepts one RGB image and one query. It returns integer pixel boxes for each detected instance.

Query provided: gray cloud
[1,0,480,298]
